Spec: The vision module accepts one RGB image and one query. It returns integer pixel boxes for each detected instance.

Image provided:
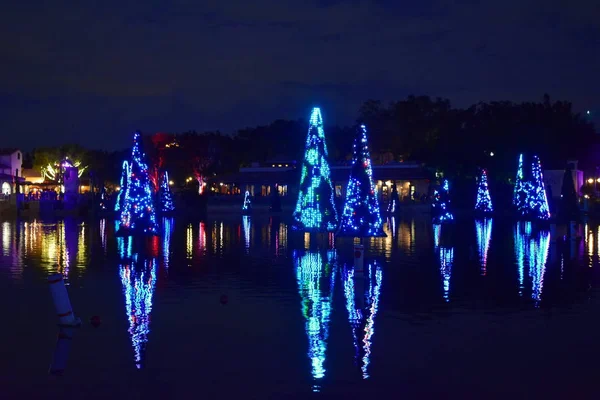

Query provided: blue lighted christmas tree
[338,125,385,237]
[514,154,528,215]
[115,160,131,212]
[529,155,550,220]
[512,154,550,220]
[475,168,493,214]
[158,171,175,212]
[118,132,159,235]
[293,108,338,232]
[432,179,454,224]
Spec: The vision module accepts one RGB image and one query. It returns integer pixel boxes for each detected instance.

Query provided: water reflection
[434,224,453,302]
[118,237,157,369]
[475,219,493,276]
[342,262,382,379]
[162,218,173,270]
[514,222,550,307]
[294,250,336,392]
[242,216,251,254]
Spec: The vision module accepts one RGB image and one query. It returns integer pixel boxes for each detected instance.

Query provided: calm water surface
[1,216,600,399]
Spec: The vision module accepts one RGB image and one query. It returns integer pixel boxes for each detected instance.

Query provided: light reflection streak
[2,222,10,256]
[186,223,193,262]
[514,222,550,306]
[343,262,382,379]
[475,219,493,276]
[162,218,173,270]
[242,216,251,253]
[295,250,336,392]
[99,219,107,253]
[119,252,157,369]
[433,223,453,302]
[198,222,206,254]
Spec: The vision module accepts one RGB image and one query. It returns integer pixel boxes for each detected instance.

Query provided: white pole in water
[49,327,74,375]
[47,273,80,327]
[354,244,364,274]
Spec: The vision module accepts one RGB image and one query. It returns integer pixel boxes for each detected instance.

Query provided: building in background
[0,148,24,196]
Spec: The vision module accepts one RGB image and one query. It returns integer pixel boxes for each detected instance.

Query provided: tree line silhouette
[30,94,597,192]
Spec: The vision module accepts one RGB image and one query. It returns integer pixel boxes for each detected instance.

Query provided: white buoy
[48,273,79,327]
[550,224,557,243]
[354,244,364,273]
[569,221,577,241]
[49,327,74,375]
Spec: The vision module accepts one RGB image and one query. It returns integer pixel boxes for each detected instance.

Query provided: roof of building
[0,148,19,156]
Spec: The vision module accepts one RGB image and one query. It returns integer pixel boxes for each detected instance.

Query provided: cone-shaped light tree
[432,179,454,224]
[115,160,131,212]
[529,155,550,220]
[293,108,338,232]
[475,168,493,213]
[158,171,175,212]
[513,153,531,216]
[119,132,159,235]
[338,124,385,237]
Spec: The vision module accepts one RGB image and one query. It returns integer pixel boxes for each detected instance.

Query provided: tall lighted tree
[338,124,385,237]
[114,160,131,212]
[119,132,159,235]
[513,154,531,216]
[432,179,454,224]
[158,171,175,212]
[529,155,550,220]
[293,108,338,232]
[474,168,493,213]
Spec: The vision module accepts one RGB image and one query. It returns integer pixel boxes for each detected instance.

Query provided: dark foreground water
[1,216,600,399]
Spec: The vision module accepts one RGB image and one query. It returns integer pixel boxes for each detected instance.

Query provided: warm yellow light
[168,180,174,186]
[116,186,120,191]
[219,182,223,186]
[588,178,594,184]
[596,178,600,183]
[585,194,590,199]
[385,180,392,186]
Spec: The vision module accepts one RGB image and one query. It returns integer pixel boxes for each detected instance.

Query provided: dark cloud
[0,0,598,150]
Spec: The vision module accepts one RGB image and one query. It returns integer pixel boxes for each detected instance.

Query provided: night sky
[1,1,598,150]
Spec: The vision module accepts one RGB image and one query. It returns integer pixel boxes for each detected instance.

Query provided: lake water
[1,216,599,399]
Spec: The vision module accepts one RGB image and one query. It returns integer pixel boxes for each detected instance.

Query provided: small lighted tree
[475,168,493,213]
[432,179,453,224]
[338,124,385,237]
[292,108,338,232]
[242,190,252,214]
[387,183,400,215]
[158,171,175,212]
[114,160,131,212]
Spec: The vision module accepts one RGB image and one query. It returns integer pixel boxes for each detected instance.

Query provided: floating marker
[47,273,80,327]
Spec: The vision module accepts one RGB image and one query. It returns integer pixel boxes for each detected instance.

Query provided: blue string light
[338,124,385,237]
[432,179,454,224]
[293,108,338,232]
[119,132,159,235]
[159,171,175,212]
[242,190,252,213]
[475,168,493,213]
[114,160,131,212]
